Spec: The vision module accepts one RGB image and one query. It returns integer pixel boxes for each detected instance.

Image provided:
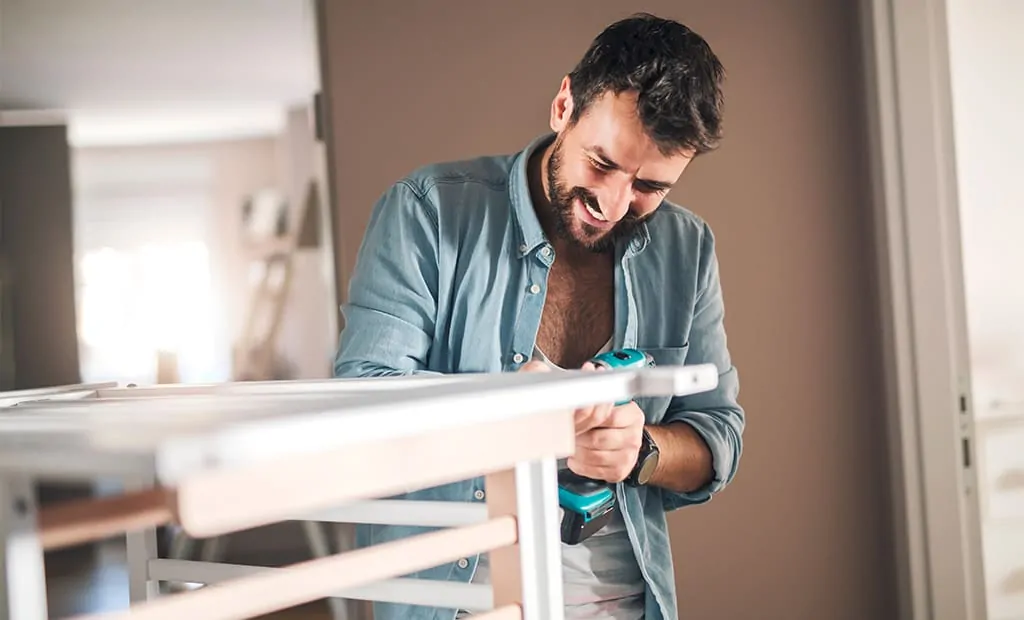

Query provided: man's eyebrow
[588,146,620,168]
[587,146,674,190]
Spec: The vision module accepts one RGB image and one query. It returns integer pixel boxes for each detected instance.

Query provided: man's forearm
[644,421,714,494]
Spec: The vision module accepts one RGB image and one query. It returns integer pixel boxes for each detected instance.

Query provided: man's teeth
[585,203,607,221]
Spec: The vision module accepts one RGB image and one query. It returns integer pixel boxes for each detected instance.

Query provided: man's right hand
[518,358,615,436]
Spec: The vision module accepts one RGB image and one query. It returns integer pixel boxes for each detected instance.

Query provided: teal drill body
[558,348,655,545]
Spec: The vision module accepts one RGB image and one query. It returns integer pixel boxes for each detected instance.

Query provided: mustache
[566,186,644,224]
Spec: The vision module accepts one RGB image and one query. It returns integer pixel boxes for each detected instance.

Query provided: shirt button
[513,353,525,364]
[529,284,540,294]
[457,558,469,569]
[474,489,486,501]
[540,246,552,257]
[519,244,528,254]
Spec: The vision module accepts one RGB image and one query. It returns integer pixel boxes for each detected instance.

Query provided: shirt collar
[508,133,554,257]
[508,132,651,259]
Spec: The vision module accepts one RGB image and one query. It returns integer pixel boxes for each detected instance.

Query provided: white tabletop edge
[0,365,719,481]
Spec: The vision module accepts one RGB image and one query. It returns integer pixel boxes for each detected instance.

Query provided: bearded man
[334,12,746,620]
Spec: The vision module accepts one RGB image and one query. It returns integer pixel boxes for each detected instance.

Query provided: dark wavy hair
[567,13,726,156]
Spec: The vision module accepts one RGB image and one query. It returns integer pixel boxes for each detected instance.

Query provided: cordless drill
[558,348,655,545]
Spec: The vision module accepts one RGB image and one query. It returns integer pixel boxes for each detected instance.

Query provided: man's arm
[654,221,745,508]
[333,179,442,378]
[645,421,714,494]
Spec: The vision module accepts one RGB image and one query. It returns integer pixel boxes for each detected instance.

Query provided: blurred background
[0,0,337,617]
[1,0,335,391]
[0,1,1021,619]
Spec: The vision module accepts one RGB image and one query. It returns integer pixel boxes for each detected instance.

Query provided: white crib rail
[0,364,719,620]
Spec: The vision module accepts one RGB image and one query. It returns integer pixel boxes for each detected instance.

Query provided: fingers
[595,404,643,429]
[567,450,636,483]
[575,426,643,452]
[574,401,614,434]
[569,406,645,482]
[518,359,551,373]
[575,400,643,434]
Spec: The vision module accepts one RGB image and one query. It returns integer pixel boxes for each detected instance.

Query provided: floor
[45,540,335,619]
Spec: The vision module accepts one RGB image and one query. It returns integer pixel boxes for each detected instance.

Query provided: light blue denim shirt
[333,134,744,620]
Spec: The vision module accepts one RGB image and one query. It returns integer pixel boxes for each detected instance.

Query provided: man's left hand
[567,401,646,483]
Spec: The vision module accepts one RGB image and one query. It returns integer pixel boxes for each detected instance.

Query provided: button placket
[509,245,550,369]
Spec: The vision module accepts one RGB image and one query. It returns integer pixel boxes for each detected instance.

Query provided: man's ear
[549,75,574,132]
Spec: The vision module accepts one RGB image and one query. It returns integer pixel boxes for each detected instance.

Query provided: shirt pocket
[634,345,690,424]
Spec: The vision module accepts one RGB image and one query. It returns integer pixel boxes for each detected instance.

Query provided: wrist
[625,425,660,486]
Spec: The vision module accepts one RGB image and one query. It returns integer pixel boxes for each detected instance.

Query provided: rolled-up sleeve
[661,222,745,511]
[333,180,442,378]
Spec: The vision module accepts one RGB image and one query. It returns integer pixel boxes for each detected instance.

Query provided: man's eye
[591,159,613,171]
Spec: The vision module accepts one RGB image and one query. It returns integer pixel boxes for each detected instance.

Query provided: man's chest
[436,237,691,373]
[534,261,615,369]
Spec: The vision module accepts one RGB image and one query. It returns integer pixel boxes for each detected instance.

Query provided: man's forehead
[574,98,688,166]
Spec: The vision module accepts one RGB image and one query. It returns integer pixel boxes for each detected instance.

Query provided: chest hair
[535,258,615,369]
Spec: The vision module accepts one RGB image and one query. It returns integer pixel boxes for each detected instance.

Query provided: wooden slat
[37,488,174,550]
[70,516,519,620]
[472,604,523,620]
[174,409,575,538]
[485,469,523,609]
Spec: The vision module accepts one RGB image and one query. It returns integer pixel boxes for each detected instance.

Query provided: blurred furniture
[234,180,323,382]
[0,363,718,620]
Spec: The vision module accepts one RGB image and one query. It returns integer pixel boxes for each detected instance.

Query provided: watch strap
[627,428,659,486]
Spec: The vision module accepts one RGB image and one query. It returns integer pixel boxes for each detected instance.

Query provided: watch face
[637,452,659,485]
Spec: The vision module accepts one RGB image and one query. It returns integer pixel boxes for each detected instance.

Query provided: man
[334,12,744,620]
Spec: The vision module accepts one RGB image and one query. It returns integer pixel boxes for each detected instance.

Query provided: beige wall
[320,1,898,618]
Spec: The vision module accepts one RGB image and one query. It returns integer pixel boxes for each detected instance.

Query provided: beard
[543,135,649,254]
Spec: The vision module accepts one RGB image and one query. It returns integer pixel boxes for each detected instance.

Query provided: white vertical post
[485,458,564,620]
[124,476,160,603]
[0,475,48,620]
[511,458,563,620]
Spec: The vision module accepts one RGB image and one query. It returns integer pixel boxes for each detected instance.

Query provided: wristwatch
[626,428,660,486]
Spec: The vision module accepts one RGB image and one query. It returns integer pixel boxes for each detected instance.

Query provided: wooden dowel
[472,604,523,620]
[70,515,518,620]
[37,488,175,550]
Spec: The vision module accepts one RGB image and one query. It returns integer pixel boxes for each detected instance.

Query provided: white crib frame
[0,364,719,620]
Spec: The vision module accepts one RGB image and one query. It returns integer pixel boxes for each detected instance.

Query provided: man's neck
[526,140,612,268]
[526,140,557,236]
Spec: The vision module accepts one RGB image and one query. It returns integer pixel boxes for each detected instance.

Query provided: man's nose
[601,181,633,222]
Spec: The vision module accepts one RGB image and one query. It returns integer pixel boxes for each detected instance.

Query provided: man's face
[542,84,694,254]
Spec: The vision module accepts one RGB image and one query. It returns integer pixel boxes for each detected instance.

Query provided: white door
[861,1,1023,619]
[945,1,1024,619]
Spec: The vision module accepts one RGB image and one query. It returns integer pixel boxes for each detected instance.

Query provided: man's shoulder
[643,199,721,287]
[395,151,518,202]
[649,199,715,243]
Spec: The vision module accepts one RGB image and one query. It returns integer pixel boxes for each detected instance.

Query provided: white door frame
[859,1,987,619]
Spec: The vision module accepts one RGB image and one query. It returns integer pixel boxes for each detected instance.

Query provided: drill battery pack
[557,468,616,545]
